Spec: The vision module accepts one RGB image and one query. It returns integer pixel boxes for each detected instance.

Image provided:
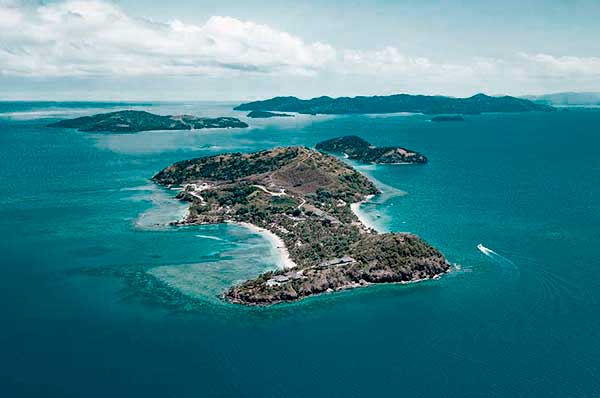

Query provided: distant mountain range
[523,92,600,106]
[234,93,553,115]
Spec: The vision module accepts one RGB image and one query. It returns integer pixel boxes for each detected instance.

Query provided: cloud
[0,0,504,83]
[0,0,335,77]
[339,47,493,82]
[0,0,598,95]
[519,53,600,79]
[338,47,600,90]
[0,4,21,27]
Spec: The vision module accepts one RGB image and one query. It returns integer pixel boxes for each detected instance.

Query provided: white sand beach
[350,195,381,233]
[237,222,297,269]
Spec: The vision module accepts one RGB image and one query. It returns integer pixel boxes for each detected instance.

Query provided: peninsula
[316,135,427,164]
[48,110,248,133]
[247,110,294,118]
[234,93,553,115]
[153,146,449,305]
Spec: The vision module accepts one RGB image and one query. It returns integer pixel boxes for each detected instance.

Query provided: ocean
[1,102,599,397]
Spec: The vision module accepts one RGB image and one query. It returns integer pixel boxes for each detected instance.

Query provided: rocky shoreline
[226,268,449,306]
[224,232,450,306]
[316,135,427,164]
[153,145,449,306]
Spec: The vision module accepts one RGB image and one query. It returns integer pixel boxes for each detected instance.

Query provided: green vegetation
[316,135,428,164]
[247,110,294,118]
[48,110,248,133]
[153,146,449,305]
[234,93,554,115]
[153,147,303,184]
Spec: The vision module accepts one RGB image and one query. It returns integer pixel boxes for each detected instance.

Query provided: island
[234,93,554,115]
[152,146,449,305]
[47,110,248,133]
[316,135,427,164]
[247,110,294,118]
[523,92,600,106]
[431,115,465,122]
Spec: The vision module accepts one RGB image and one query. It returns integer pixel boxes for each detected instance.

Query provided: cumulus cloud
[0,0,335,77]
[340,47,497,83]
[519,53,600,79]
[0,0,505,82]
[339,48,600,90]
[0,0,598,94]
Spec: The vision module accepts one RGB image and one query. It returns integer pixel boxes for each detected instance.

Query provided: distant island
[523,92,600,106]
[48,110,248,133]
[234,93,554,115]
[431,115,465,122]
[153,146,448,305]
[247,110,294,118]
[316,135,427,164]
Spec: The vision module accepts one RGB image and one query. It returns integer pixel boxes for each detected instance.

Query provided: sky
[1,0,599,100]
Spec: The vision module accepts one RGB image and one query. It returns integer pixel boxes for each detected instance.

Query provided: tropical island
[431,115,465,122]
[152,145,449,305]
[247,110,294,118]
[234,93,554,115]
[316,135,427,164]
[48,110,248,133]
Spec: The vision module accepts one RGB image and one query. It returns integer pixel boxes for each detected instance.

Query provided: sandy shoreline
[350,195,381,232]
[237,222,297,269]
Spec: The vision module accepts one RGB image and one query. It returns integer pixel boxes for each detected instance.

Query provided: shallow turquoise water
[1,102,599,397]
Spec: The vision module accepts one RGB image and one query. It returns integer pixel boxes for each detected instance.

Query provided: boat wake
[195,234,226,242]
[477,243,519,273]
[477,244,588,319]
[477,243,496,256]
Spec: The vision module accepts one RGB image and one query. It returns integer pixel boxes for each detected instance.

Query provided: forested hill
[235,93,553,115]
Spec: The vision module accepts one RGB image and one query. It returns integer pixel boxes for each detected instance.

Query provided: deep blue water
[1,102,599,397]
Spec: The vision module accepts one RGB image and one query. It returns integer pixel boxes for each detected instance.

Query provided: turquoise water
[1,102,599,397]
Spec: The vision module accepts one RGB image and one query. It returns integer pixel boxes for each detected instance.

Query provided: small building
[318,256,356,268]
[273,275,290,283]
[266,274,290,287]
